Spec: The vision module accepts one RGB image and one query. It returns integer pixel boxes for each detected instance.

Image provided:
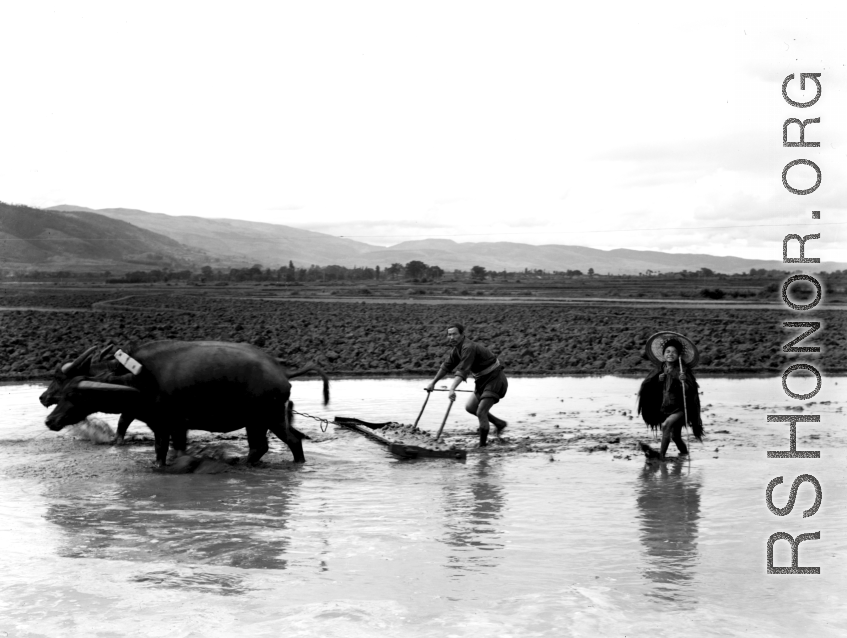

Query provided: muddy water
[1,376,846,637]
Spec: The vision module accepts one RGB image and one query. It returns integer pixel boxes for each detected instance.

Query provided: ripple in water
[131,567,250,596]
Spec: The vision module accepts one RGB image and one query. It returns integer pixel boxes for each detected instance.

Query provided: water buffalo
[45,341,330,466]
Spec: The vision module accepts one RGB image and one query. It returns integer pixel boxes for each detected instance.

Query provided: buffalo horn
[94,344,118,363]
[76,381,140,394]
[60,345,99,375]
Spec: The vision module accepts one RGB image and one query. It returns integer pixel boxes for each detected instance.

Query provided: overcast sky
[1,1,844,261]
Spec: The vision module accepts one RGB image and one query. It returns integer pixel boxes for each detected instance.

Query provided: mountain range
[0,202,836,275]
[0,202,205,270]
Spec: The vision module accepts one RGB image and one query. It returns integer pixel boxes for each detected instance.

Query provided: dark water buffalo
[45,341,330,466]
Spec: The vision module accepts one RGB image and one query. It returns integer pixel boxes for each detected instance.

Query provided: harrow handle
[434,396,455,441]
[413,390,432,429]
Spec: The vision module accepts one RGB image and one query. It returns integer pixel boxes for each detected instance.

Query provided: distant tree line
[111,269,193,283]
[202,262,384,283]
[4,262,846,284]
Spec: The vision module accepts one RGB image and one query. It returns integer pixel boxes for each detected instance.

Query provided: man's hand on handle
[425,377,459,400]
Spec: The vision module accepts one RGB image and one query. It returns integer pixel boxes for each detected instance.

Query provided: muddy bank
[1,292,842,379]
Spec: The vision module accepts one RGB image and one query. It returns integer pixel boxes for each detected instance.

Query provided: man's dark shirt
[660,366,689,414]
[439,337,498,382]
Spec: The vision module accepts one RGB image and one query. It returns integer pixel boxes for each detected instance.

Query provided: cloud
[598,129,790,179]
[690,178,847,224]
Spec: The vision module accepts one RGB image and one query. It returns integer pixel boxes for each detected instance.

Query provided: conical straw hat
[645,331,700,367]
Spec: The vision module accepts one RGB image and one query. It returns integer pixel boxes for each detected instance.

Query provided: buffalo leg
[269,423,306,463]
[153,429,170,467]
[246,427,270,464]
[114,413,134,445]
[171,429,188,457]
[284,400,306,462]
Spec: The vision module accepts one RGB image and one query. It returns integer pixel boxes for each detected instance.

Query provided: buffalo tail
[283,360,331,406]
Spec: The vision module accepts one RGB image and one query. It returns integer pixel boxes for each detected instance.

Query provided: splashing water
[68,417,115,444]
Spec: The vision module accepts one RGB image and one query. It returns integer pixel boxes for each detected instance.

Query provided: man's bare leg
[466,395,507,438]
[659,411,684,460]
[476,397,502,447]
[671,421,689,456]
[465,393,480,418]
[489,412,507,434]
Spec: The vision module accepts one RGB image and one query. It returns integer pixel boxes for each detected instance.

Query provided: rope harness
[291,408,331,433]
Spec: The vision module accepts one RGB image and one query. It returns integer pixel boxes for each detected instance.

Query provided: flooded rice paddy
[1,376,846,637]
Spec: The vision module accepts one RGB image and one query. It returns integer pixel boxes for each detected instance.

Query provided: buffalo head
[40,345,120,407]
[45,379,141,431]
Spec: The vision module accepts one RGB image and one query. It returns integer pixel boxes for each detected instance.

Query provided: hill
[43,205,847,274]
[353,239,836,275]
[49,205,375,268]
[0,202,206,271]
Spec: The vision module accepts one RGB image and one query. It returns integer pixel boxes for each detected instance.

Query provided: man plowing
[425,323,508,448]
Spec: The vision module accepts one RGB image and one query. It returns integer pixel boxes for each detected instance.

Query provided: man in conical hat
[638,334,703,461]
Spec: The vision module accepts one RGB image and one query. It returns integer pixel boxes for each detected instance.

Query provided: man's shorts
[474,367,508,404]
[659,409,684,425]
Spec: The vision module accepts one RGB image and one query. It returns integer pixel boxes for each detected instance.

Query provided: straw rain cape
[637,365,704,441]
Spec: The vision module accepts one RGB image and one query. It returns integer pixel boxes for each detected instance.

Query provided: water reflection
[440,457,506,575]
[635,459,701,607]
[43,469,303,573]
